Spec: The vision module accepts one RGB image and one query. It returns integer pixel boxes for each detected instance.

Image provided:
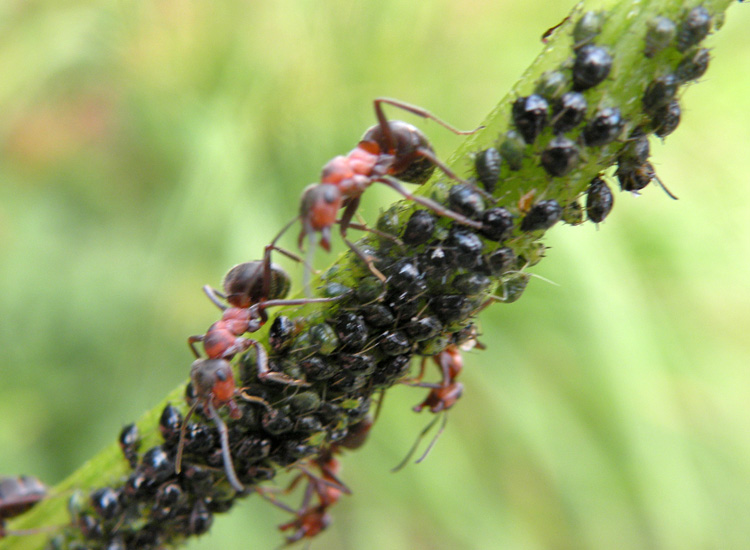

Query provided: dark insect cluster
[38,4,717,549]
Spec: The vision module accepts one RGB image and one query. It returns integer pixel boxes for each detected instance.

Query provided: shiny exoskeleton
[297,98,483,285]
[175,358,244,493]
[0,476,48,538]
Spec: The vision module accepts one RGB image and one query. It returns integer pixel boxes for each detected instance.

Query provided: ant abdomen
[361,120,436,184]
[223,261,291,308]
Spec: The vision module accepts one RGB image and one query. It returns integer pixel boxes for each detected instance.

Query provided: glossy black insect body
[119,423,140,469]
[585,177,614,223]
[512,95,549,144]
[573,11,605,47]
[480,207,514,242]
[583,106,624,147]
[552,91,587,134]
[90,487,121,521]
[643,74,679,115]
[448,184,486,219]
[645,16,676,58]
[541,136,579,177]
[403,210,436,245]
[520,200,563,232]
[474,148,502,193]
[677,6,712,52]
[676,48,710,82]
[534,71,568,100]
[572,45,612,91]
[653,99,681,137]
[159,404,183,446]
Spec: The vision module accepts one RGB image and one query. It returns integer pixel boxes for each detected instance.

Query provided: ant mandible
[298,98,485,283]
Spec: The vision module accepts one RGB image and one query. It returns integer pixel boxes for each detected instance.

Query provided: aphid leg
[206,401,244,493]
[377,176,483,230]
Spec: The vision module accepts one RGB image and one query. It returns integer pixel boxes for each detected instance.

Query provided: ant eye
[216,368,228,382]
[323,186,338,204]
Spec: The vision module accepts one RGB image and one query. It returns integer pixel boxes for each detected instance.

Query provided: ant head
[223,261,291,308]
[299,184,342,252]
[190,358,236,407]
[360,120,436,184]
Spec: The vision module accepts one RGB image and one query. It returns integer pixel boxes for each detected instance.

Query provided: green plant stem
[1,0,737,548]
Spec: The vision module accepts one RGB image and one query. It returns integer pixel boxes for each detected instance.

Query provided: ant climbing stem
[175,359,244,493]
[298,96,487,294]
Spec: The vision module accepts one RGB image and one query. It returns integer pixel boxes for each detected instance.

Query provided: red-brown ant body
[175,358,245,493]
[259,417,372,545]
[0,476,48,538]
[298,98,484,284]
[393,341,479,471]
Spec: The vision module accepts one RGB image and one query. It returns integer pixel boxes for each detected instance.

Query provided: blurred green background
[1,1,749,549]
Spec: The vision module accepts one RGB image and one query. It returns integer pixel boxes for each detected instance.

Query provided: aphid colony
[18,5,714,549]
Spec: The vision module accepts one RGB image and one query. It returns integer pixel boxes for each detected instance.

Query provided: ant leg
[249,340,311,387]
[415,412,449,464]
[376,176,483,230]
[340,219,404,246]
[415,147,496,203]
[206,401,244,493]
[338,198,386,282]
[374,98,481,137]
[391,414,441,472]
[263,216,302,300]
[175,402,198,475]
[203,286,228,311]
[187,336,203,359]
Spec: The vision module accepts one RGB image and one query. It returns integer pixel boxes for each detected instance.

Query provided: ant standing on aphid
[177,254,345,493]
[293,98,489,293]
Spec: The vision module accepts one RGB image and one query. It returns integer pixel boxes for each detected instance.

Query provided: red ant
[175,358,245,493]
[297,98,485,284]
[0,476,49,538]
[259,417,372,545]
[188,255,343,385]
[393,339,484,471]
